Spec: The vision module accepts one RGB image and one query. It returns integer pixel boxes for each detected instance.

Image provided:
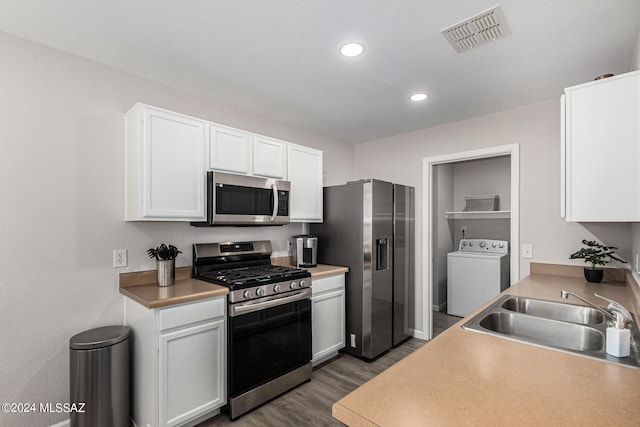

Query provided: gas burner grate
[197,265,308,287]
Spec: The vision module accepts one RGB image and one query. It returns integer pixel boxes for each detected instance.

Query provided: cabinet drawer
[159,297,225,332]
[312,274,345,295]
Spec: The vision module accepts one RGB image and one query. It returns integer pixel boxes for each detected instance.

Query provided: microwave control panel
[278,191,289,216]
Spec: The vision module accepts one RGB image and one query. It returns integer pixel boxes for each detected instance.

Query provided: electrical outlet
[113,249,128,268]
[521,244,533,259]
[635,253,639,274]
[350,334,356,348]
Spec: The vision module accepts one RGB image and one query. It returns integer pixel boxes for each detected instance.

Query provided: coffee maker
[291,235,318,268]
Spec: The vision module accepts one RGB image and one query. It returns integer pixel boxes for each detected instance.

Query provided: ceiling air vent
[441,5,511,53]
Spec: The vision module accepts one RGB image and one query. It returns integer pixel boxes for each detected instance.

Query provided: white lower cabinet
[125,296,226,427]
[311,274,345,366]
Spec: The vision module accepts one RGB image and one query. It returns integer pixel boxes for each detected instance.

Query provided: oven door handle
[270,183,279,222]
[230,288,311,317]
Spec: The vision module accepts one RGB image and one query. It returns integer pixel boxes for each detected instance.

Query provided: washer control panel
[458,239,508,254]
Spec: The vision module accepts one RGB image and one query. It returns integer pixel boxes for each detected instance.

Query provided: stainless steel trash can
[69,326,131,427]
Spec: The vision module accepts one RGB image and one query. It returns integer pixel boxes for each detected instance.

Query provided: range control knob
[462,241,468,246]
[290,281,297,290]
[299,280,306,288]
[499,243,504,248]
[243,290,251,299]
[256,288,264,297]
[273,285,281,293]
[469,242,474,247]
[492,243,497,248]
[479,242,486,248]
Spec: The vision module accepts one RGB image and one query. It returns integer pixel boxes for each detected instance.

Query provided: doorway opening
[422,144,520,339]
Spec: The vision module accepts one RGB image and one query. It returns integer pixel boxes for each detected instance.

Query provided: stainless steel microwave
[192,171,290,226]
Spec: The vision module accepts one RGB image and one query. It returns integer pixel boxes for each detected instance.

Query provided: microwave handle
[270,183,278,222]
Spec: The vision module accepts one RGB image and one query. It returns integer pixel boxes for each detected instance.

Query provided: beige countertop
[332,264,640,426]
[119,266,229,308]
[119,261,347,309]
[305,264,349,278]
[271,256,349,278]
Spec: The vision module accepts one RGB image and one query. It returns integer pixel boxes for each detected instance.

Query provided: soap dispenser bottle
[606,312,630,358]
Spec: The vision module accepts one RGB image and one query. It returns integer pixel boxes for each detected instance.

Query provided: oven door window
[216,184,273,215]
[229,298,311,397]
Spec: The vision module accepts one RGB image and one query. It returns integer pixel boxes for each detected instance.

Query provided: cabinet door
[564,71,640,221]
[312,289,345,364]
[287,144,323,222]
[253,135,286,179]
[209,125,251,174]
[128,106,206,220]
[159,319,226,427]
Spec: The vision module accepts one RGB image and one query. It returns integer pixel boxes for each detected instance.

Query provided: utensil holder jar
[157,259,175,287]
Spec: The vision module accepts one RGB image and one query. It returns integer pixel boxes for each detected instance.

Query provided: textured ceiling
[0,0,639,144]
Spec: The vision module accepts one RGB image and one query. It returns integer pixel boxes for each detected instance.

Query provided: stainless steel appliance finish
[192,171,290,226]
[463,294,640,368]
[229,363,312,419]
[502,296,604,325]
[393,184,414,346]
[192,241,312,420]
[69,326,131,427]
[310,179,415,359]
[291,235,318,268]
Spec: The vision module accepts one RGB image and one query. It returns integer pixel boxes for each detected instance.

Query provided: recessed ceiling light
[410,93,429,102]
[339,42,365,57]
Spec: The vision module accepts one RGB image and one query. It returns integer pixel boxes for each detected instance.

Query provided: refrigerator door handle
[376,238,390,271]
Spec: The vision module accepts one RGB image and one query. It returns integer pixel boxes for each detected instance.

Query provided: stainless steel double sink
[463,295,640,368]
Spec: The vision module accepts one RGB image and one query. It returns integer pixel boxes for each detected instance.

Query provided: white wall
[0,31,353,426]
[630,31,640,286]
[432,164,454,310]
[452,156,511,212]
[354,99,631,337]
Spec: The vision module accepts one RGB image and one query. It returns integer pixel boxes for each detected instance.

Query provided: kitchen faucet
[560,290,633,325]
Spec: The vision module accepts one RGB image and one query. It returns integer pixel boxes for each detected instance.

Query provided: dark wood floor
[198,311,459,427]
[433,310,463,337]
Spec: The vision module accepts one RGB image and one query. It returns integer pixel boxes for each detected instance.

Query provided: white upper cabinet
[253,135,287,179]
[562,70,640,222]
[126,104,206,221]
[288,143,323,222]
[209,125,251,174]
[126,104,324,222]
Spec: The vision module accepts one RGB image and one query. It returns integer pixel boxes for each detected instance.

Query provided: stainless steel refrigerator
[310,179,414,359]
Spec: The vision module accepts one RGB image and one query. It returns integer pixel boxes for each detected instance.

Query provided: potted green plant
[569,239,626,283]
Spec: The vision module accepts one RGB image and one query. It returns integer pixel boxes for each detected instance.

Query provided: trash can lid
[70,325,131,350]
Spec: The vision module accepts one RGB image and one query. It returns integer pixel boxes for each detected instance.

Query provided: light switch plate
[521,244,533,259]
[635,253,639,274]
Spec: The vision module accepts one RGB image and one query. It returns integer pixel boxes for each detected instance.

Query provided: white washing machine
[447,239,510,317]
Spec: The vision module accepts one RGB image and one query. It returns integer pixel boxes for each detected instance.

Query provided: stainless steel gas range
[193,241,312,420]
